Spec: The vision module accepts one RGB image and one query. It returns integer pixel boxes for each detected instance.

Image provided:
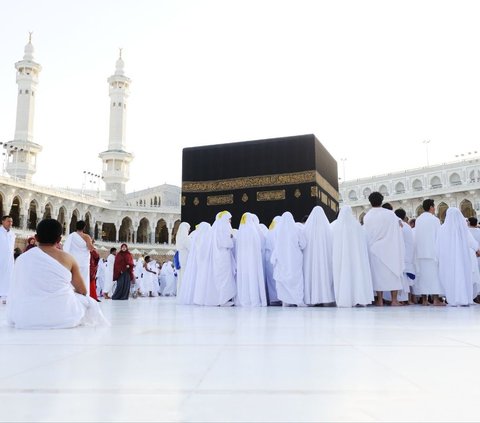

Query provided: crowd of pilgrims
[175,192,480,308]
[3,190,480,329]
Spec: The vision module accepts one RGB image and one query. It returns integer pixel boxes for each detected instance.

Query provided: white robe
[6,247,109,329]
[103,253,116,295]
[271,212,307,306]
[413,211,442,295]
[363,207,404,292]
[331,206,374,307]
[437,208,479,306]
[142,260,158,295]
[235,213,267,307]
[63,232,90,296]
[265,217,281,304]
[195,212,236,306]
[303,206,335,305]
[0,226,15,298]
[175,222,191,292]
[469,227,480,293]
[95,259,106,296]
[161,261,177,296]
[177,224,208,305]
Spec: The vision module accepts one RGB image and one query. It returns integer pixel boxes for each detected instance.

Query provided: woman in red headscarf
[112,243,135,300]
[24,236,36,252]
[89,241,100,301]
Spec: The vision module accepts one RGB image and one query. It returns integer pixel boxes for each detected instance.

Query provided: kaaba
[181,134,339,228]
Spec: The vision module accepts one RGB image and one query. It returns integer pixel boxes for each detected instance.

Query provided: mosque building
[2,35,479,255]
[0,36,181,255]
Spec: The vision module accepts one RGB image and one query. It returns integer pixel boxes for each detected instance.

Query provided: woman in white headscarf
[332,205,374,307]
[303,206,335,305]
[195,211,236,306]
[235,213,267,306]
[177,222,210,305]
[437,207,480,306]
[265,216,281,305]
[270,211,307,306]
[175,222,191,291]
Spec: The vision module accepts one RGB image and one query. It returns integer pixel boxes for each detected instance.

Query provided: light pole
[340,157,347,182]
[422,140,431,167]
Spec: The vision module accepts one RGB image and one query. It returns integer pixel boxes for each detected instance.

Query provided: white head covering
[332,206,374,307]
[270,212,306,305]
[176,222,191,250]
[303,206,334,304]
[235,212,267,306]
[437,207,479,305]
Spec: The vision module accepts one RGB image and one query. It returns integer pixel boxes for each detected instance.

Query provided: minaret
[99,49,133,196]
[6,33,43,181]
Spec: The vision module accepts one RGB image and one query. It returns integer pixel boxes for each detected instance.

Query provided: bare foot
[433,300,446,306]
[375,300,384,307]
[408,301,415,305]
[391,301,404,306]
[421,300,429,306]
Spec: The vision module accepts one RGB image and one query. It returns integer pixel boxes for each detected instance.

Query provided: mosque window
[113,102,116,107]
[118,102,122,107]
[32,91,34,96]
[19,90,22,94]
[25,89,29,94]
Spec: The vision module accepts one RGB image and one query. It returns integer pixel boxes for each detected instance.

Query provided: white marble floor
[2,299,480,422]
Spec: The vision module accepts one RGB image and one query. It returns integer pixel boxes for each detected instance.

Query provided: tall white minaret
[6,33,43,181]
[99,49,133,196]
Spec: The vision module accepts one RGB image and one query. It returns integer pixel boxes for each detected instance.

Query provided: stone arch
[137,217,151,243]
[359,211,366,225]
[348,190,357,201]
[43,202,53,220]
[362,187,371,199]
[155,218,169,244]
[57,206,67,235]
[430,176,442,189]
[84,212,92,236]
[460,199,475,218]
[0,191,4,217]
[378,184,389,197]
[449,172,461,186]
[412,179,423,191]
[119,216,134,243]
[437,202,448,223]
[27,199,39,230]
[102,223,116,242]
[415,204,424,217]
[9,195,22,227]
[172,219,181,244]
[69,209,80,234]
[394,182,405,194]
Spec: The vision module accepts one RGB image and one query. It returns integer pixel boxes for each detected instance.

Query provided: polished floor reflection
[2,298,480,422]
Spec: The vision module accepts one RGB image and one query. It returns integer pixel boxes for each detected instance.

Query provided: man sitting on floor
[7,219,109,329]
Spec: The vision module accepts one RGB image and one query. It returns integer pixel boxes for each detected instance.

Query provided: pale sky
[1,0,480,193]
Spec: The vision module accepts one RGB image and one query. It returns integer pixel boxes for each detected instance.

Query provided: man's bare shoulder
[79,232,92,242]
[39,247,74,271]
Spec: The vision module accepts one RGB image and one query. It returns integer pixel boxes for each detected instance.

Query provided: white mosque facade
[1,37,181,254]
[2,36,480,253]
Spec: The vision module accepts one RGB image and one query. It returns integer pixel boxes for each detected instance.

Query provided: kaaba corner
[181,134,339,227]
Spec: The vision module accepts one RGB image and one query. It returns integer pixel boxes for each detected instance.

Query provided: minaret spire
[6,34,43,181]
[99,50,133,197]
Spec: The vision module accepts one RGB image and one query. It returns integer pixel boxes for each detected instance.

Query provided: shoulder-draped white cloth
[235,213,267,307]
[332,206,374,307]
[0,226,15,298]
[437,207,479,305]
[7,247,109,329]
[270,212,307,306]
[303,206,335,305]
[63,232,90,295]
[363,207,404,291]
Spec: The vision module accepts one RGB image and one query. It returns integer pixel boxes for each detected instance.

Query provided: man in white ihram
[413,199,444,306]
[363,192,405,307]
[0,215,16,304]
[63,220,94,296]
[7,219,108,329]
